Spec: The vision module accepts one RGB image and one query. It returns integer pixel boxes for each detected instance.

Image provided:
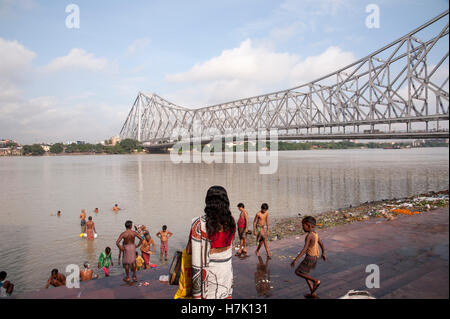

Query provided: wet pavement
[17,208,448,299]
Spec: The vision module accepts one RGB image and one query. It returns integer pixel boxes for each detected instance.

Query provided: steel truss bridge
[120,10,449,149]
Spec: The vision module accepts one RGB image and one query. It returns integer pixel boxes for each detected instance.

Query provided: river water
[0,148,448,294]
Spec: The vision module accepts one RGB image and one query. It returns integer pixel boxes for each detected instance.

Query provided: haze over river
[0,148,448,294]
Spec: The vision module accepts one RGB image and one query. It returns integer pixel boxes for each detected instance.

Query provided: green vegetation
[49,143,64,154]
[18,138,448,156]
[64,143,104,153]
[5,141,18,148]
[422,140,448,147]
[119,138,142,153]
[276,141,413,151]
[22,144,45,156]
[21,139,143,156]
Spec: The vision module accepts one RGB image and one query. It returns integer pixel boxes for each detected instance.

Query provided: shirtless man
[86,216,96,240]
[80,209,86,233]
[253,203,271,258]
[156,225,173,262]
[80,262,98,281]
[45,269,66,289]
[94,208,99,214]
[141,232,155,268]
[116,220,142,282]
[112,204,121,212]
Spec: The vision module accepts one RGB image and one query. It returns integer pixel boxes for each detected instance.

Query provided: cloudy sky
[0,0,448,144]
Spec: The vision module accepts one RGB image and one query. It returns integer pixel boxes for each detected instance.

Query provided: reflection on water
[254,256,271,297]
[0,148,448,294]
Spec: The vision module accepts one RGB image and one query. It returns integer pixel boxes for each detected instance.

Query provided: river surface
[0,148,448,294]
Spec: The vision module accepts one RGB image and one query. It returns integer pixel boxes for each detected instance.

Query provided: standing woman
[187,186,236,299]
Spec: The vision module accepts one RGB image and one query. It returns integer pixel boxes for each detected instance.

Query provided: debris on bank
[251,190,448,243]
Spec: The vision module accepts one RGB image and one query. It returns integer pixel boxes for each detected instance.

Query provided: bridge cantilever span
[120,10,449,145]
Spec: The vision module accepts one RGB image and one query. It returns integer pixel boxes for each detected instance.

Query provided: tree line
[22,139,142,156]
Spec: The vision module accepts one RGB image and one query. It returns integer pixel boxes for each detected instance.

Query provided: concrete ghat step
[375,259,448,299]
[383,267,449,299]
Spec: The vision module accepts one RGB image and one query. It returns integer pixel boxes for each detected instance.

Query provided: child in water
[291,216,327,299]
[98,247,114,277]
[135,252,145,270]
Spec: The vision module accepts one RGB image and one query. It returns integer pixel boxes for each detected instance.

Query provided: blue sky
[0,0,448,143]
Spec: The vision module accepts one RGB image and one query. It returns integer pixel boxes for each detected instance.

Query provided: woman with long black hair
[187,185,236,299]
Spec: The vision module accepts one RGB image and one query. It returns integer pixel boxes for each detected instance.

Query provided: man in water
[112,204,121,211]
[80,209,86,233]
[80,262,98,281]
[0,271,14,297]
[116,220,142,282]
[141,232,156,268]
[45,269,66,289]
[57,210,61,217]
[253,203,271,258]
[156,225,172,262]
[94,208,99,214]
[86,216,96,240]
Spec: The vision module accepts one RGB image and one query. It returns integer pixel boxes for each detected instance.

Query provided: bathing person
[156,225,173,261]
[0,271,14,297]
[80,209,86,233]
[112,204,121,211]
[135,252,145,270]
[45,269,66,289]
[98,247,113,277]
[94,208,99,213]
[254,203,271,258]
[80,262,98,281]
[141,232,155,269]
[187,185,236,299]
[116,220,142,282]
[236,203,249,256]
[86,216,96,240]
[57,210,61,217]
[135,225,147,240]
[291,216,327,299]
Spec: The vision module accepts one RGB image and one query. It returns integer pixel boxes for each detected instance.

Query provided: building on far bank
[104,136,121,146]
[0,147,22,156]
[110,136,121,146]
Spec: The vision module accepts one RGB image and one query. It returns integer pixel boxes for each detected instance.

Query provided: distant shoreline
[2,145,448,157]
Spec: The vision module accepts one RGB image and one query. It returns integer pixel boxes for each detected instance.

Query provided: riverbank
[15,206,448,299]
[265,189,448,243]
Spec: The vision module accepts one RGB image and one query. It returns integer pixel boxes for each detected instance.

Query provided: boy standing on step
[291,216,327,299]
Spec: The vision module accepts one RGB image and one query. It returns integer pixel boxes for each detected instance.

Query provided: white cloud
[43,48,108,72]
[0,39,122,143]
[164,39,356,107]
[289,46,355,85]
[0,37,36,103]
[0,38,36,76]
[126,38,151,55]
